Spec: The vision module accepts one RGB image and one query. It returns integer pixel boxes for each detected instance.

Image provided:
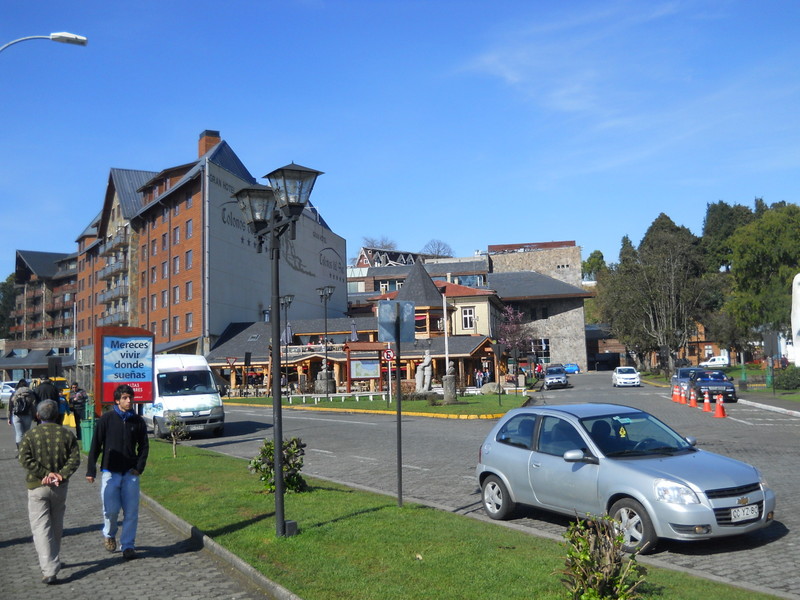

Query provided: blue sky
[2,1,798,280]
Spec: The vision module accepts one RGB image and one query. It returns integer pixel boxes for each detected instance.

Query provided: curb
[141,492,302,600]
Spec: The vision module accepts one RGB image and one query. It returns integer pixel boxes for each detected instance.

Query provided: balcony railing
[98,311,129,327]
[98,259,128,280]
[98,285,129,304]
[102,230,129,255]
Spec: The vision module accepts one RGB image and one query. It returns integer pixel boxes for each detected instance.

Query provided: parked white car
[1,381,17,404]
[700,356,729,368]
[611,367,641,387]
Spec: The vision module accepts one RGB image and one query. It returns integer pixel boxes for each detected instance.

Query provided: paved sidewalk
[0,412,283,600]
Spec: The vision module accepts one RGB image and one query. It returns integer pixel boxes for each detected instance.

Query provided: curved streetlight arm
[0,32,88,54]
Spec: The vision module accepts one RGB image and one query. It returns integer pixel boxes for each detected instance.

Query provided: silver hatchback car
[476,403,776,553]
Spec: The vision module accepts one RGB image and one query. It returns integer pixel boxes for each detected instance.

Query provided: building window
[141,244,147,258]
[162,206,168,223]
[173,315,180,335]
[161,290,168,308]
[172,226,180,245]
[173,256,180,275]
[173,285,180,304]
[185,219,193,239]
[185,192,192,209]
[161,261,168,279]
[150,294,157,310]
[151,240,157,256]
[379,281,389,293]
[541,305,549,319]
[462,307,475,330]
[185,249,193,270]
[150,321,156,334]
[161,233,168,251]
[140,298,146,313]
[173,202,179,216]
[140,271,146,286]
[150,267,157,284]
[532,338,551,363]
[185,312,193,332]
[161,319,168,337]
[185,281,193,300]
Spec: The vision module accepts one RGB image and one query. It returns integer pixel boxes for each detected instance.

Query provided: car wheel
[481,475,515,520]
[610,498,657,554]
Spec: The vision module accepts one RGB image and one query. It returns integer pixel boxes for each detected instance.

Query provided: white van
[699,355,730,368]
[143,354,225,438]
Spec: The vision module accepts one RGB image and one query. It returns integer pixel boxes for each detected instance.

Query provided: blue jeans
[100,470,140,551]
[11,414,33,444]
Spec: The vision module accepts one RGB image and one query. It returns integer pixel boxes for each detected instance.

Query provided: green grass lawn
[227,392,531,416]
[141,441,780,600]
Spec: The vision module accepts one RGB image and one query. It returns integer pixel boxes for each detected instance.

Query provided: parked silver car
[476,403,776,553]
[543,366,569,390]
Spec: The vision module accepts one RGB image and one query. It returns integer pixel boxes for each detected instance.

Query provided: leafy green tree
[597,217,716,372]
[0,273,16,339]
[701,201,754,272]
[727,203,800,333]
[581,250,606,281]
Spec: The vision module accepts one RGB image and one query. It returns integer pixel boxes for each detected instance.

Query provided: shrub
[166,413,189,458]
[774,365,800,390]
[559,515,647,600]
[248,436,309,493]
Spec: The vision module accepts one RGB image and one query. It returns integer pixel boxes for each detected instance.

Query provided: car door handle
[531,462,541,469]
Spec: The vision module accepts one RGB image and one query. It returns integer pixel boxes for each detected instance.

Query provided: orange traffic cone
[672,385,680,402]
[689,388,698,408]
[702,390,712,412]
[713,394,727,418]
[679,387,687,405]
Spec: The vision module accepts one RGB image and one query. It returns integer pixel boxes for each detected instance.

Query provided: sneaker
[104,537,116,552]
[42,575,58,585]
[122,548,137,560]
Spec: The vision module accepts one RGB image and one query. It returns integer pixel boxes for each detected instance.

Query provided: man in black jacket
[86,384,149,560]
[35,378,64,424]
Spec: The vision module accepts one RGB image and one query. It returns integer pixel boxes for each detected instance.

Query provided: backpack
[13,388,34,416]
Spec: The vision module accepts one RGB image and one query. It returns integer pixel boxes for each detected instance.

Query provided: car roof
[504,403,642,420]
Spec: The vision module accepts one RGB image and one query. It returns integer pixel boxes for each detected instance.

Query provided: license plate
[730,504,759,522]
[187,424,204,431]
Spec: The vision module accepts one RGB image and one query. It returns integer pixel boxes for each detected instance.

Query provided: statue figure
[793,273,800,366]
[415,350,433,392]
[446,361,455,375]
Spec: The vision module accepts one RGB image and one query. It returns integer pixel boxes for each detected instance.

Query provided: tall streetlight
[234,163,322,537]
[0,32,88,54]
[316,285,335,400]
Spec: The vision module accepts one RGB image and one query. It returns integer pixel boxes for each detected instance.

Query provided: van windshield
[157,370,218,397]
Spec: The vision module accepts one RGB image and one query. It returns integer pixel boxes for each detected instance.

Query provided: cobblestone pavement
[0,415,281,600]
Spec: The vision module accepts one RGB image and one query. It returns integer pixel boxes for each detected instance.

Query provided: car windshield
[546,368,565,375]
[696,371,727,382]
[580,411,694,457]
[157,370,218,396]
[617,368,637,374]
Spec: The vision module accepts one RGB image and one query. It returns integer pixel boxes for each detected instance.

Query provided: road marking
[353,455,379,462]
[309,448,334,455]
[285,415,379,425]
[726,417,754,425]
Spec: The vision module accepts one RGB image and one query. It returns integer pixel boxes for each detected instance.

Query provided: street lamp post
[234,163,323,538]
[316,285,335,400]
[0,32,88,54]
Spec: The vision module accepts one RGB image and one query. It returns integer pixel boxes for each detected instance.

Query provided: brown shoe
[122,548,137,560]
[104,537,116,552]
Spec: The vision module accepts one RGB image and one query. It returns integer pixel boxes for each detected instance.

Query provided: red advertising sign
[94,326,155,410]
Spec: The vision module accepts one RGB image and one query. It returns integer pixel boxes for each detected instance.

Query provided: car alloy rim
[485,482,502,513]
[615,507,643,546]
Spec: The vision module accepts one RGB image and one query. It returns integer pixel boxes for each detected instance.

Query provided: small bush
[166,413,189,458]
[560,515,647,600]
[248,436,309,493]
[774,365,800,390]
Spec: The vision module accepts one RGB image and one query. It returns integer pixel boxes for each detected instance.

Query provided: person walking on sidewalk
[7,378,38,456]
[68,382,88,440]
[85,384,149,560]
[35,378,64,425]
[18,399,81,585]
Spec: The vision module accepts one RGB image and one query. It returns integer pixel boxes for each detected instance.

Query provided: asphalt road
[186,372,800,600]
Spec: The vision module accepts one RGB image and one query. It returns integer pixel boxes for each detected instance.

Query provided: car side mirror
[684,436,697,447]
[563,449,599,464]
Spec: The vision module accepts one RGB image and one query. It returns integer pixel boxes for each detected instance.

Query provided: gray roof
[395,259,443,307]
[0,349,60,370]
[425,258,488,275]
[110,168,159,220]
[485,271,591,300]
[15,250,70,281]
[75,211,101,242]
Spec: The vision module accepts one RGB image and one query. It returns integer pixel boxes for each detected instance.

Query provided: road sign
[383,349,395,361]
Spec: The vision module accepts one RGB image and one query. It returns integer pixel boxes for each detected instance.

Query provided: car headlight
[654,478,700,505]
[210,405,224,417]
